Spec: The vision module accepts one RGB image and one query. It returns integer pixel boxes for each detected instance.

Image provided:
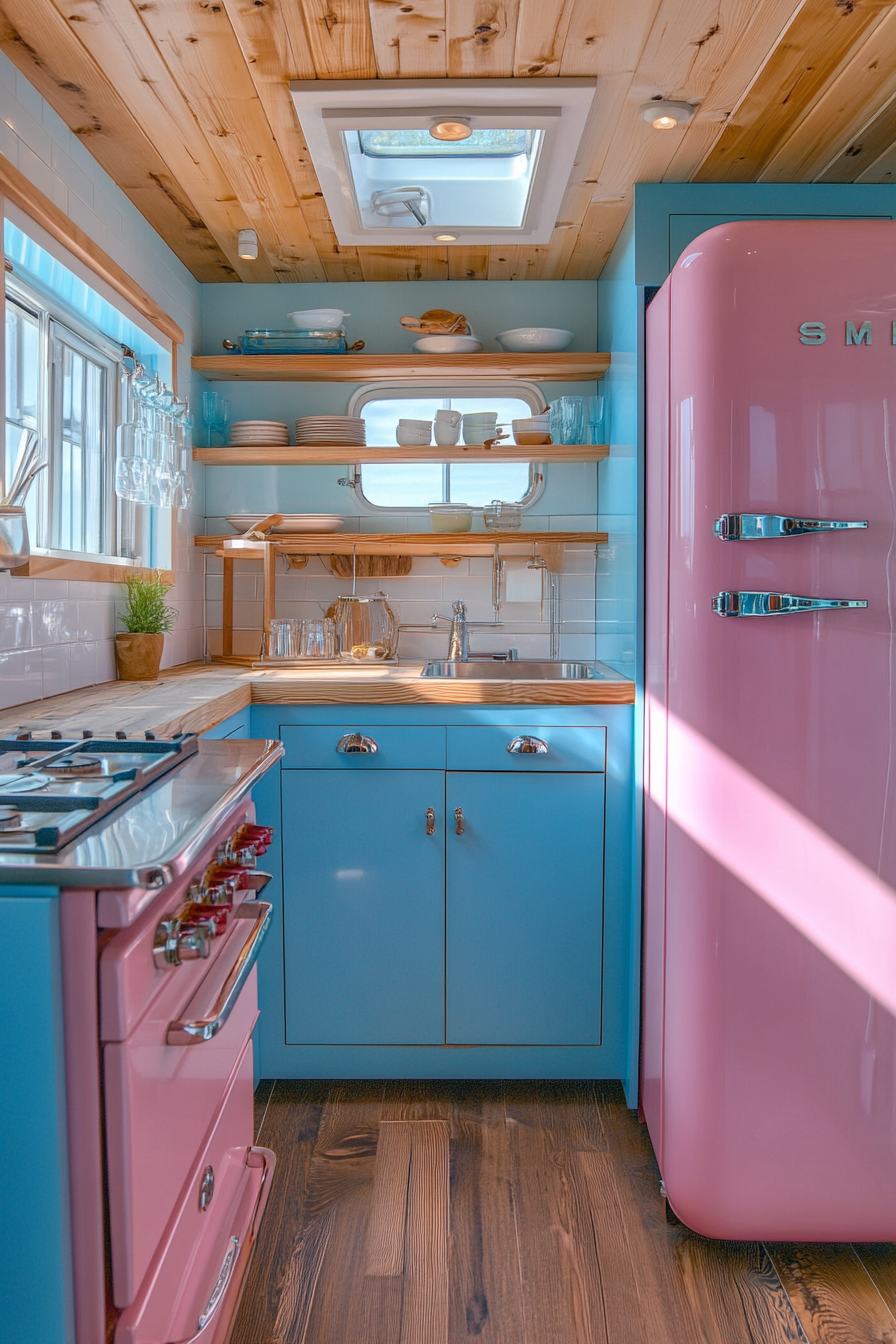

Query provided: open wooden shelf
[192,443,609,466]
[194,531,607,558]
[191,352,610,382]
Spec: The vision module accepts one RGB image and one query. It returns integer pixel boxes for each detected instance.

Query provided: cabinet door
[282,770,445,1044]
[446,772,604,1045]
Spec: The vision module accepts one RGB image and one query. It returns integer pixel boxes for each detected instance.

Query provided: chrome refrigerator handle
[712,591,868,618]
[714,513,868,540]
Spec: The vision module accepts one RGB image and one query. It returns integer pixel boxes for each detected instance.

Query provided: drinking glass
[266,618,299,659]
[587,395,606,445]
[549,396,586,445]
[202,391,220,447]
[215,398,231,445]
[298,618,337,659]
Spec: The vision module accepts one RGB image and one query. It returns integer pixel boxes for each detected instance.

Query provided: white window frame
[290,79,596,247]
[345,380,547,515]
[5,273,149,565]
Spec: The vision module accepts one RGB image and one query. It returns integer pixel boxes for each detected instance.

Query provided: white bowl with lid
[288,308,350,329]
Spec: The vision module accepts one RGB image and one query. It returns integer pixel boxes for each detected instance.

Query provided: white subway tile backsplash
[233,575,258,602]
[95,641,116,684]
[0,648,42,711]
[78,601,115,641]
[41,643,72,698]
[0,604,32,649]
[69,641,98,691]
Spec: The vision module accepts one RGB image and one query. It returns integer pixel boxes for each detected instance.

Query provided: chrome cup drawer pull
[455,807,465,835]
[714,513,868,540]
[712,590,868,618]
[336,732,378,754]
[426,807,436,835]
[507,735,549,754]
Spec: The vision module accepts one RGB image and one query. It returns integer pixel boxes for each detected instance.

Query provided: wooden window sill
[10,553,173,585]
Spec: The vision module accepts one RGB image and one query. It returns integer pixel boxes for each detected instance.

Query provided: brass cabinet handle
[336,732,378,754]
[426,807,435,835]
[455,807,464,835]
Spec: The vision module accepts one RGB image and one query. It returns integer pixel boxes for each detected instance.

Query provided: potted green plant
[115,570,178,680]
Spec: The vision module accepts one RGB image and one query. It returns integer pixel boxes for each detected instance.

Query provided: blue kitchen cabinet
[281,767,446,1044]
[252,703,634,1083]
[446,770,604,1045]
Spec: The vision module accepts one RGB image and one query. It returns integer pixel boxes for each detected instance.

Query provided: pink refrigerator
[643,218,896,1240]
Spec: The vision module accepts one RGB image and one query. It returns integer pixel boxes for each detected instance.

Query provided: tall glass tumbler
[549,396,587,445]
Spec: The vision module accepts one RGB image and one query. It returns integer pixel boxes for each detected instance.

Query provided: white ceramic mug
[434,409,462,445]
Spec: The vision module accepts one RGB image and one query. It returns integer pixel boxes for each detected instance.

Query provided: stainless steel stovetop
[0,731,198,852]
[0,734,284,890]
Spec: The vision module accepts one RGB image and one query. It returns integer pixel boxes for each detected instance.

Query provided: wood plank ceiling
[0,0,893,283]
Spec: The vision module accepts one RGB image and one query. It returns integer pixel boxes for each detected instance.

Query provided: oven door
[103,901,271,1307]
[114,1041,275,1344]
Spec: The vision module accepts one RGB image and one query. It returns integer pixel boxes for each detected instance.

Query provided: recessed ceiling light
[435,233,458,242]
[430,117,471,142]
[237,228,258,259]
[640,100,695,130]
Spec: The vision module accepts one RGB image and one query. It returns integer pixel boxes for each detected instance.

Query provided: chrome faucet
[448,600,469,661]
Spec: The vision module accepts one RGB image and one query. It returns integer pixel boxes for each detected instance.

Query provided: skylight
[290,80,596,247]
[344,128,543,230]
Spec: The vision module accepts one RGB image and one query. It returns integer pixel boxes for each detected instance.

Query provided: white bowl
[429,504,473,533]
[512,417,550,431]
[496,327,574,352]
[397,418,432,429]
[396,428,432,445]
[288,308,350,329]
[463,412,498,422]
[411,335,483,354]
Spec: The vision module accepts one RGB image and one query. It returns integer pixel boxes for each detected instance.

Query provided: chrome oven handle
[711,590,868,617]
[166,901,272,1045]
[713,513,868,540]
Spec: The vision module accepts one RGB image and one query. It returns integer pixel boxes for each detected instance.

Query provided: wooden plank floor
[235,1080,896,1344]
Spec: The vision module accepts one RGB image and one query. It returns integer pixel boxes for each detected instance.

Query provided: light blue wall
[201,279,597,354]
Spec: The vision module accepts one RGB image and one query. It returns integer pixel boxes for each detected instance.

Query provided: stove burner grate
[43,753,104,778]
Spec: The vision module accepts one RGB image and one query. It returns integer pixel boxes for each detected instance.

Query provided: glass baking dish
[222,329,363,355]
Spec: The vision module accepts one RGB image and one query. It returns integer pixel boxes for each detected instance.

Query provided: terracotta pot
[115,632,164,681]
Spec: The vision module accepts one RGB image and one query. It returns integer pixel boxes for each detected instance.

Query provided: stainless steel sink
[420,660,621,680]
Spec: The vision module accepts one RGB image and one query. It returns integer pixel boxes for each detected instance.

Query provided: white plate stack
[295,416,366,446]
[229,420,289,446]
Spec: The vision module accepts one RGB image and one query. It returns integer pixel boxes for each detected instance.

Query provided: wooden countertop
[0,661,634,738]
